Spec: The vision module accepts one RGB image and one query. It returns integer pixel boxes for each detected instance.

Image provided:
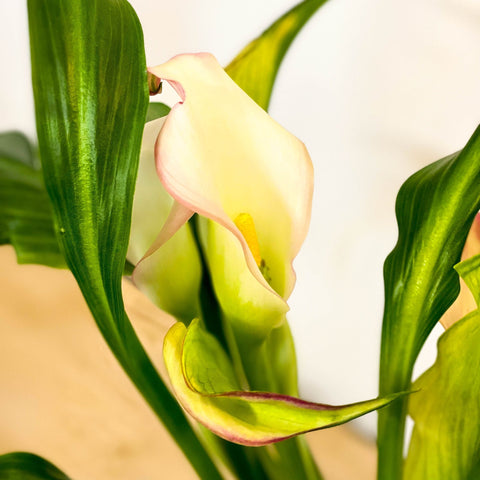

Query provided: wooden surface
[0,245,375,479]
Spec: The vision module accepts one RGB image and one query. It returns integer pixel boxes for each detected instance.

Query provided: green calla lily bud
[164,319,405,446]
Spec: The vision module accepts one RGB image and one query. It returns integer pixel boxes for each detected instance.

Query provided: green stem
[236,330,323,480]
[188,214,270,480]
[377,352,412,480]
[189,215,229,350]
[377,399,408,480]
[73,298,225,480]
[189,214,322,480]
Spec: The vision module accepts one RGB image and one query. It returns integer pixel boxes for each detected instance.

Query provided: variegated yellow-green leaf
[378,125,480,480]
[405,254,480,480]
[226,0,328,110]
[165,319,404,446]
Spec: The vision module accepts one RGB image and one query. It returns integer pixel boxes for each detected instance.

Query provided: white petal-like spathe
[148,53,313,339]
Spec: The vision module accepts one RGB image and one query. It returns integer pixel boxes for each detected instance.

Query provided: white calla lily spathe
[132,52,313,342]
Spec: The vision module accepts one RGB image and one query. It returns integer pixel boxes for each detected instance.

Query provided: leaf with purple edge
[164,319,406,446]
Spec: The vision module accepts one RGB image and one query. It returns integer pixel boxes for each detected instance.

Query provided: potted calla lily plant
[1,0,480,479]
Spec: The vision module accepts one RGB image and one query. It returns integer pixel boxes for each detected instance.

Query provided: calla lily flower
[141,53,313,343]
[127,53,405,446]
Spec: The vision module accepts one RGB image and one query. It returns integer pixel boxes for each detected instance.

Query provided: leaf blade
[0,452,72,480]
[27,1,222,479]
[0,132,65,267]
[405,256,480,479]
[226,0,328,110]
[378,125,480,479]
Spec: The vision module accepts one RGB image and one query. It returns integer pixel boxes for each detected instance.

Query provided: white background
[1,0,480,437]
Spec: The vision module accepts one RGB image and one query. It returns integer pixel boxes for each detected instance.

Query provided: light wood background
[0,246,375,479]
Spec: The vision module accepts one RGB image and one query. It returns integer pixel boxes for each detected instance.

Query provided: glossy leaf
[405,254,480,479]
[226,0,328,110]
[0,131,64,267]
[378,125,480,480]
[27,1,221,479]
[0,452,71,480]
[164,319,404,446]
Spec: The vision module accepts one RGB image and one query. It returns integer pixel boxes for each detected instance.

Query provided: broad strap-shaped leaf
[378,125,480,480]
[226,0,328,110]
[0,452,71,480]
[164,319,404,446]
[0,131,64,267]
[27,1,221,479]
[405,254,480,480]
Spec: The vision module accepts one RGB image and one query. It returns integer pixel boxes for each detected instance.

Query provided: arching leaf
[0,452,71,480]
[226,0,328,110]
[27,1,221,478]
[378,125,480,479]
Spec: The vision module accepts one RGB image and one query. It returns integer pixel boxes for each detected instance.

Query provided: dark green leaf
[226,0,328,110]
[27,1,222,479]
[378,125,480,480]
[0,132,36,166]
[145,102,170,122]
[0,131,65,267]
[0,452,71,480]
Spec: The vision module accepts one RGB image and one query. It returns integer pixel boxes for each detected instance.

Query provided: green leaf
[165,319,405,446]
[0,131,35,165]
[378,125,480,480]
[405,255,480,480]
[226,0,328,110]
[145,102,170,122]
[0,132,65,267]
[0,452,71,480]
[27,1,222,479]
